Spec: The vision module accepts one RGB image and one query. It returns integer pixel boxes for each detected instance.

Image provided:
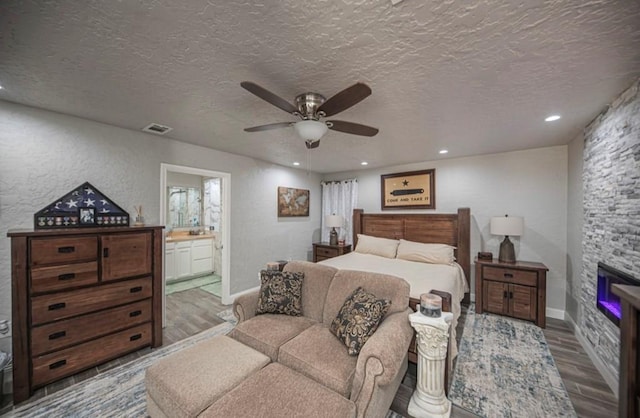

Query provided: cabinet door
[509,283,537,322]
[165,248,176,282]
[483,280,508,315]
[101,232,152,281]
[176,247,192,279]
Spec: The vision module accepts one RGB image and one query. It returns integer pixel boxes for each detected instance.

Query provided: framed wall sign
[277,187,310,217]
[381,169,435,210]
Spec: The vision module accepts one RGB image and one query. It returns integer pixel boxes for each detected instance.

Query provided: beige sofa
[230,260,414,418]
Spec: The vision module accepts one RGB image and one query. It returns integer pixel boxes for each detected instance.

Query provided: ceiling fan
[241,81,379,149]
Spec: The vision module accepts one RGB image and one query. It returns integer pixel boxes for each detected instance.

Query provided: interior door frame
[160,163,232,326]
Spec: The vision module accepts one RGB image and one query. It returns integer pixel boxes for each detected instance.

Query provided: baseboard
[546,307,565,320]
[565,313,619,398]
[226,285,259,305]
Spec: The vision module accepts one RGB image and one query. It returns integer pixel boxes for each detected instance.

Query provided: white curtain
[321,179,358,245]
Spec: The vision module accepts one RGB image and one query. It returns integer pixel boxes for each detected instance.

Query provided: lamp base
[498,236,516,263]
[329,228,338,246]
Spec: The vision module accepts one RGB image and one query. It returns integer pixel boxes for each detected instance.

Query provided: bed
[319,207,471,365]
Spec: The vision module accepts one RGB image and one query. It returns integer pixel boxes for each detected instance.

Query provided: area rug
[3,317,401,417]
[216,308,237,325]
[449,307,576,417]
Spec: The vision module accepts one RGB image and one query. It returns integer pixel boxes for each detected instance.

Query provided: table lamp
[490,215,524,263]
[325,215,343,246]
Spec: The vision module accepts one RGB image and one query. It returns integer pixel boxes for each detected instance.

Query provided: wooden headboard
[353,208,471,304]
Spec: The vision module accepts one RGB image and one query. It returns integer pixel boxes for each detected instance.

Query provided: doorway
[160,163,231,329]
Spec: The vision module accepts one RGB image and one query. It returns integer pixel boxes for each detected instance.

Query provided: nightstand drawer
[316,247,339,258]
[483,266,537,286]
[30,236,98,266]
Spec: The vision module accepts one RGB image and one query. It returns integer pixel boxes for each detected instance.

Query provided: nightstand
[475,258,548,327]
[312,242,351,262]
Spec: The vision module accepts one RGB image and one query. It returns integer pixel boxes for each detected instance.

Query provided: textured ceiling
[1,1,640,173]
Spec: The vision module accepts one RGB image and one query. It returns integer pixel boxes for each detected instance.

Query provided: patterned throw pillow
[256,270,304,316]
[330,287,392,356]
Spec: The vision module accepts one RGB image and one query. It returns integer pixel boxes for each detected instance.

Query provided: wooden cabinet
[191,238,214,275]
[8,226,163,404]
[312,242,352,262]
[475,259,548,327]
[175,241,192,279]
[165,242,176,282]
[612,284,640,418]
[165,237,214,282]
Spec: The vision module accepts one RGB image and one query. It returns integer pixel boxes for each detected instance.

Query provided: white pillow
[354,234,399,258]
[396,239,456,265]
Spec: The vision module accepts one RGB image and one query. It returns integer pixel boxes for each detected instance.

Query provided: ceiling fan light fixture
[294,120,328,141]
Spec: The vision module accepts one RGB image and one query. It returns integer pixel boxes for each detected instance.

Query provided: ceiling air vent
[142,123,173,135]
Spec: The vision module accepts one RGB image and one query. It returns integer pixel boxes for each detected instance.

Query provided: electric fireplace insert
[597,262,640,327]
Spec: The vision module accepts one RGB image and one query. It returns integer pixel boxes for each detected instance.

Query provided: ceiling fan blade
[327,120,379,137]
[244,122,292,132]
[317,83,372,117]
[241,81,298,114]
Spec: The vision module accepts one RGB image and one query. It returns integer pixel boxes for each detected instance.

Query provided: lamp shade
[325,215,343,228]
[490,216,524,237]
[294,120,328,141]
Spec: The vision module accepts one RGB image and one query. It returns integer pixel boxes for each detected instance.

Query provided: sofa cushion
[330,287,391,355]
[283,261,338,323]
[323,269,410,325]
[229,313,316,361]
[256,270,304,316]
[199,363,356,418]
[279,324,358,397]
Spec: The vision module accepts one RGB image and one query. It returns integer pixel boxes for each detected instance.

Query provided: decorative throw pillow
[330,287,392,356]
[354,234,400,258]
[256,270,304,316]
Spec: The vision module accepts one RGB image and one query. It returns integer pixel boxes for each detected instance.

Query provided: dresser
[8,226,164,403]
[475,258,548,327]
[312,242,352,262]
[612,284,640,418]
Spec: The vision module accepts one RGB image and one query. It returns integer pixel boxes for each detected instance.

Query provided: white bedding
[319,252,469,357]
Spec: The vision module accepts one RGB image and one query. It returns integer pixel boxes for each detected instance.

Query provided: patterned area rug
[217,308,237,325]
[449,307,576,417]
[3,317,401,417]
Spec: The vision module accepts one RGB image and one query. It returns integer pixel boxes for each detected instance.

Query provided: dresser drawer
[316,247,339,258]
[30,261,98,294]
[32,323,152,388]
[31,277,152,325]
[31,299,152,356]
[483,266,538,287]
[30,236,98,266]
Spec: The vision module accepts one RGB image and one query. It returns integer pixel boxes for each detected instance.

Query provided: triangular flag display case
[34,182,130,229]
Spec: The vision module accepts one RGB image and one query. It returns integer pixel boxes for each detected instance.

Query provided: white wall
[323,146,568,314]
[0,101,321,342]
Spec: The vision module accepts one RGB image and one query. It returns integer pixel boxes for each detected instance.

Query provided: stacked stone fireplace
[580,78,640,382]
[596,262,640,327]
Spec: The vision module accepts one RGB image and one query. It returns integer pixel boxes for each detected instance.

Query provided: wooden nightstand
[313,242,351,262]
[475,258,548,328]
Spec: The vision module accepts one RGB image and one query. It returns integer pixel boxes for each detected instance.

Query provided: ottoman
[145,335,270,418]
[200,363,356,418]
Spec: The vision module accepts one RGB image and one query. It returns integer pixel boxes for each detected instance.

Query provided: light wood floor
[0,290,619,417]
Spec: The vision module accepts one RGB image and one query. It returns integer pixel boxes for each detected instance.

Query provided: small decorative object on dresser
[475,258,548,327]
[490,215,524,263]
[325,214,343,245]
[477,251,493,261]
[7,225,164,404]
[312,242,351,262]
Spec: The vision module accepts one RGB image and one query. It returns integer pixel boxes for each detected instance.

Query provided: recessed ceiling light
[361,161,368,166]
[293,162,300,166]
[0,85,4,90]
[439,149,448,154]
[545,115,561,122]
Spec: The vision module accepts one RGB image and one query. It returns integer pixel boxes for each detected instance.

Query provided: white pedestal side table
[408,311,453,418]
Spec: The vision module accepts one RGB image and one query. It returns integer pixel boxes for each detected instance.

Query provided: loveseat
[230,260,413,418]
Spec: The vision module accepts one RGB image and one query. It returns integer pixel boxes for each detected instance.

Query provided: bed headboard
[353,208,471,304]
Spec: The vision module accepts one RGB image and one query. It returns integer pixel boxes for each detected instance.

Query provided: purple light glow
[599,299,622,319]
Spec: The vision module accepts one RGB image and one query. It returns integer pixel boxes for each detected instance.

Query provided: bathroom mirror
[168,186,202,227]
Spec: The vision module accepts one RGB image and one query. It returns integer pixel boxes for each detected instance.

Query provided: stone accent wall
[581,79,640,380]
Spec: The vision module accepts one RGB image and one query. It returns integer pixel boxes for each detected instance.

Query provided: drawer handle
[503,290,508,298]
[58,273,76,281]
[49,359,67,369]
[504,273,514,278]
[130,333,142,341]
[103,248,109,258]
[48,331,66,340]
[48,302,66,311]
[510,291,514,299]
[130,286,143,293]
[58,246,75,254]
[129,310,142,317]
